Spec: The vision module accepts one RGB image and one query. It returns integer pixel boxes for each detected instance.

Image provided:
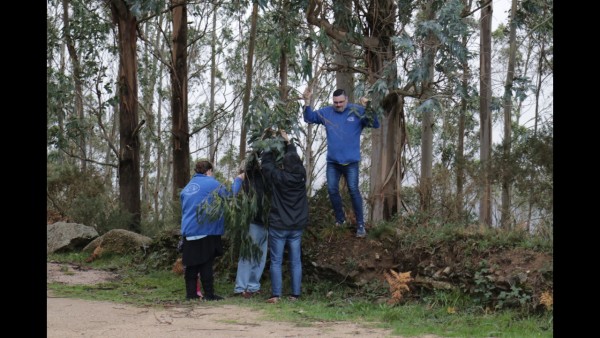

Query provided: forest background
[46,0,552,247]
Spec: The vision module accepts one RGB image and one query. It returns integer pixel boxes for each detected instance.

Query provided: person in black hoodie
[260,129,309,303]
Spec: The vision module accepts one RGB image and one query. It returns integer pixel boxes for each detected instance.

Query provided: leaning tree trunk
[110,0,142,232]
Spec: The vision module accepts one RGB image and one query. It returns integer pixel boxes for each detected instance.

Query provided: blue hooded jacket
[304,102,380,164]
[180,174,243,237]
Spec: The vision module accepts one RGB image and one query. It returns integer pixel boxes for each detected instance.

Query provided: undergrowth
[47,251,553,337]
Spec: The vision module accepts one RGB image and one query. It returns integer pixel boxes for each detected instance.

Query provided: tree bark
[239,1,259,162]
[62,0,86,171]
[479,0,493,227]
[170,0,190,201]
[110,0,142,232]
[500,0,518,229]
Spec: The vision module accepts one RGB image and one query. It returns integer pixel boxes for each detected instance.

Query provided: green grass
[47,252,552,337]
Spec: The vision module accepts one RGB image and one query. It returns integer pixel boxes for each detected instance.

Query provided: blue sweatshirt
[304,103,380,164]
[180,174,243,237]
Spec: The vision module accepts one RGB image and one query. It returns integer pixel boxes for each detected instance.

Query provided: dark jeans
[326,161,364,226]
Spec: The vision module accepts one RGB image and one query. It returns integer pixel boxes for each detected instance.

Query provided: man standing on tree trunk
[302,88,379,238]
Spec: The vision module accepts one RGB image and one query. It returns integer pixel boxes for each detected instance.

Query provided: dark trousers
[184,256,215,299]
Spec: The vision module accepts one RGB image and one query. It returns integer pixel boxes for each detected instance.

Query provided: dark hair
[194,159,213,174]
[332,89,346,97]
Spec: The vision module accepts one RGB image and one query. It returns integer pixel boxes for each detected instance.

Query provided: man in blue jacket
[303,88,380,238]
[180,159,245,301]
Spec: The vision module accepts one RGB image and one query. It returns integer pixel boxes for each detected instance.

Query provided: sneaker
[288,295,299,301]
[204,294,224,301]
[335,220,346,227]
[356,226,366,238]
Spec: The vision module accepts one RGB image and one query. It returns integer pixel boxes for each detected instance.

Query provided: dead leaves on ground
[384,269,413,305]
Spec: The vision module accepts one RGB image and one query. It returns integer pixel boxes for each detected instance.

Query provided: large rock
[47,222,99,254]
[82,229,152,255]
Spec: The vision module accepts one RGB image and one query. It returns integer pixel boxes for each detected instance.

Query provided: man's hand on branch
[303,87,312,102]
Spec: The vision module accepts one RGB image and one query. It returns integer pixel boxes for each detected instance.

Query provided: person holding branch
[261,130,309,303]
[180,159,245,301]
[302,88,379,238]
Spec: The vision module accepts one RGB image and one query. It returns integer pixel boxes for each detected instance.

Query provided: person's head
[194,159,214,176]
[332,89,348,112]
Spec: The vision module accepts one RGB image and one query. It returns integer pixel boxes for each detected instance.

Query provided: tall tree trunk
[239,0,259,161]
[418,0,438,219]
[526,39,546,231]
[170,0,190,201]
[456,31,469,224]
[479,0,493,227]
[209,1,218,164]
[62,0,86,171]
[110,0,142,232]
[155,60,165,221]
[140,14,162,223]
[365,0,401,224]
[500,0,518,229]
[333,0,354,99]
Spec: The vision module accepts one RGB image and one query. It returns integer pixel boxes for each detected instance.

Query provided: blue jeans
[268,227,303,297]
[234,223,268,293]
[326,161,364,226]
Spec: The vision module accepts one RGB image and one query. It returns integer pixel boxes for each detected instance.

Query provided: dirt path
[47,263,407,337]
[47,293,398,337]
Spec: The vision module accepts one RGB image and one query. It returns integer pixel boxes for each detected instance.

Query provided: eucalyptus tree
[47,0,115,170]
[478,0,493,227]
[499,0,517,229]
[492,0,553,231]
[170,0,191,201]
[521,0,553,231]
[306,0,479,226]
[238,0,259,161]
[109,0,143,232]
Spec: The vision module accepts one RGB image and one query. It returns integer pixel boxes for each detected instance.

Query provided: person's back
[261,142,308,230]
[260,130,308,303]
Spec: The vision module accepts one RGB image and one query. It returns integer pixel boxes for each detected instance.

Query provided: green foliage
[471,261,496,307]
[47,163,133,234]
[139,227,181,271]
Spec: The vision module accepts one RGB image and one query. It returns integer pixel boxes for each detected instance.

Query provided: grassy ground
[47,252,553,338]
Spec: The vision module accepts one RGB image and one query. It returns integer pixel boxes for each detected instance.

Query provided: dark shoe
[335,220,346,227]
[288,295,299,301]
[356,226,366,238]
[204,294,224,301]
[266,296,280,303]
[186,295,201,301]
[242,290,261,299]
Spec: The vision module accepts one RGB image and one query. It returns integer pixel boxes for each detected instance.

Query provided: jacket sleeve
[303,105,323,124]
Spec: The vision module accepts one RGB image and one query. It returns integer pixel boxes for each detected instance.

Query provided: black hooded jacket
[260,143,309,230]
